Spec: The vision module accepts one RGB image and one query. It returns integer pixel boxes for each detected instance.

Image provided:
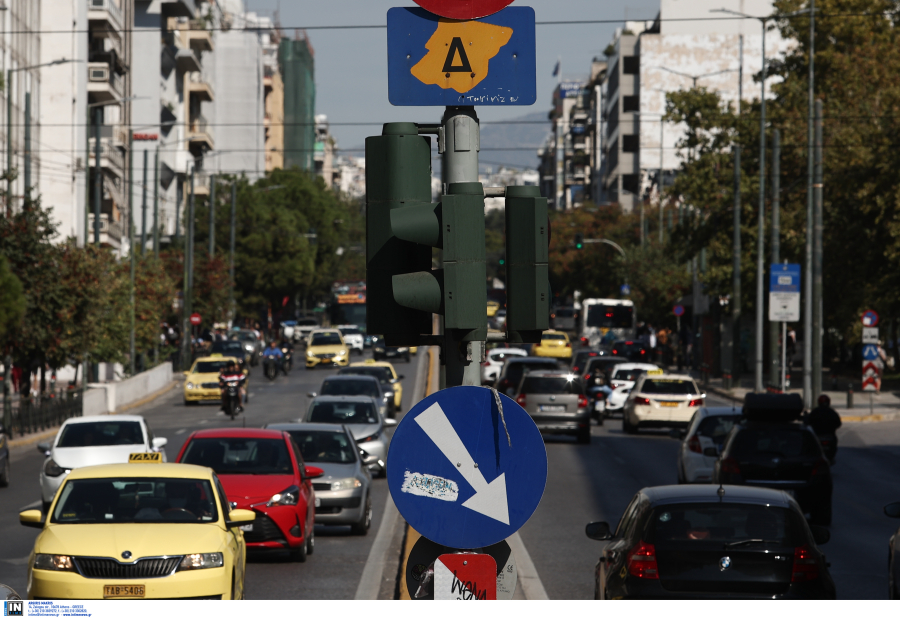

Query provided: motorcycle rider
[218,359,246,412]
[262,340,284,376]
[279,337,294,374]
[805,394,842,459]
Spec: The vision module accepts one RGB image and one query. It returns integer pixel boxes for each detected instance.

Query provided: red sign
[434,554,497,600]
[412,0,515,20]
[861,310,879,327]
[133,133,159,141]
[190,313,202,326]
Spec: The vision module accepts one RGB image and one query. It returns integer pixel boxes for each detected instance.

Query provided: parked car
[585,484,836,599]
[514,370,591,444]
[265,423,374,535]
[885,501,900,598]
[0,421,9,488]
[37,416,168,512]
[176,428,321,562]
[305,329,350,369]
[481,347,528,384]
[611,340,650,362]
[531,330,573,360]
[713,394,833,525]
[305,395,397,476]
[622,372,705,434]
[337,325,365,355]
[604,363,660,415]
[495,357,562,396]
[314,374,394,418]
[342,361,405,411]
[675,406,743,484]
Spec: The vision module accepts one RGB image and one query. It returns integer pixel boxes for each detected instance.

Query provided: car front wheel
[350,495,372,535]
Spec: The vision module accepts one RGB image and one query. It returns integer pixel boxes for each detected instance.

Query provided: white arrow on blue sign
[862,344,880,361]
[387,386,547,549]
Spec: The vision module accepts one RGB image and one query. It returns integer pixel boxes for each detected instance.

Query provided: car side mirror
[384,418,398,427]
[703,447,719,458]
[885,502,900,518]
[19,509,44,529]
[305,466,324,479]
[809,525,830,545]
[151,437,168,449]
[226,509,256,529]
[307,392,317,398]
[37,442,51,456]
[585,521,612,541]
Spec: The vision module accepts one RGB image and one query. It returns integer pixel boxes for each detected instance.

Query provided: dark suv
[713,394,833,525]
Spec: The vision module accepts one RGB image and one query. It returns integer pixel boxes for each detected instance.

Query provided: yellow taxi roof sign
[647,369,665,375]
[129,452,163,463]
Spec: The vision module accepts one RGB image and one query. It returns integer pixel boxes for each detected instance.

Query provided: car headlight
[43,457,69,478]
[34,554,75,572]
[357,430,382,444]
[186,382,194,390]
[338,349,347,356]
[244,344,253,352]
[269,485,300,506]
[329,478,362,491]
[397,347,409,352]
[177,552,224,571]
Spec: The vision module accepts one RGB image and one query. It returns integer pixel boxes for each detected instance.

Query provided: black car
[885,501,900,598]
[713,394,833,525]
[371,336,411,363]
[585,484,836,599]
[570,349,603,375]
[210,340,250,370]
[495,357,562,396]
[580,356,626,384]
[0,420,9,488]
[611,340,650,362]
[316,374,395,418]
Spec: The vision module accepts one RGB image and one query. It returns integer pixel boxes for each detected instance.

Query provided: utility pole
[803,0,816,409]
[229,182,236,325]
[729,34,743,391]
[812,100,824,400]
[768,129,781,388]
[181,170,195,369]
[129,134,136,376]
[23,92,30,203]
[93,107,102,245]
[152,148,159,256]
[6,68,11,217]
[754,17,769,393]
[141,150,148,255]
[209,174,216,258]
[658,119,664,244]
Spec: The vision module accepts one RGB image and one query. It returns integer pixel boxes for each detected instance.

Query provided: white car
[622,372,705,434]
[294,318,319,343]
[481,347,527,384]
[338,325,365,355]
[604,363,660,413]
[37,415,167,511]
[675,406,743,483]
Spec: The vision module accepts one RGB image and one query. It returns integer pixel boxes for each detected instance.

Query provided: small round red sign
[190,313,202,326]
[412,0,516,20]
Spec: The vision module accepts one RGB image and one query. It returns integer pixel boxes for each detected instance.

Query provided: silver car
[303,396,396,476]
[514,370,591,444]
[312,375,394,418]
[266,423,374,534]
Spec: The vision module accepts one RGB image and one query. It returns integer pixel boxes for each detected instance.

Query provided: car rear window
[321,379,379,398]
[489,350,524,362]
[647,504,796,547]
[697,415,739,443]
[555,308,575,318]
[641,379,698,395]
[180,438,293,475]
[288,430,358,464]
[309,402,380,425]
[612,368,647,382]
[504,361,560,384]
[584,358,622,374]
[542,333,567,341]
[58,421,143,447]
[730,427,821,458]
[520,377,584,395]
[339,328,361,336]
[340,367,392,384]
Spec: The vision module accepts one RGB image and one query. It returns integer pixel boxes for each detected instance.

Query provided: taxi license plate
[540,405,566,412]
[659,401,679,407]
[240,523,253,532]
[104,584,145,598]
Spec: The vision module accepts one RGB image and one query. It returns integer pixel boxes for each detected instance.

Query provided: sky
[243,0,660,151]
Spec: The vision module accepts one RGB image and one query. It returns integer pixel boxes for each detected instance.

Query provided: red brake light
[634,396,651,405]
[626,541,659,579]
[577,394,588,408]
[687,435,702,454]
[720,457,741,475]
[791,545,819,582]
[688,398,703,407]
[625,341,633,345]
[583,373,591,381]
[516,394,527,407]
[811,459,829,477]
[612,350,618,355]
[579,337,588,345]
[566,342,571,348]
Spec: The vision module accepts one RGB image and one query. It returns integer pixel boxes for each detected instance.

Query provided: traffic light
[391,182,488,341]
[365,123,433,345]
[505,186,549,343]
[574,232,584,250]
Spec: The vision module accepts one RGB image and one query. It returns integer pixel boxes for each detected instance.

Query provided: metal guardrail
[2,389,82,439]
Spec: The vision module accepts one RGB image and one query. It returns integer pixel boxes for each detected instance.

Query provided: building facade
[279,36,315,172]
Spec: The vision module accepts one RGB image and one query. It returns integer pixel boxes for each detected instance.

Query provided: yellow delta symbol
[128,452,162,463]
[411,19,513,93]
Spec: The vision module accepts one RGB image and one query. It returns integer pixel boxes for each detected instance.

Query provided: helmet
[817,394,830,406]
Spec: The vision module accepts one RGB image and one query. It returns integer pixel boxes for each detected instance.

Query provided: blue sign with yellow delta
[387,7,536,106]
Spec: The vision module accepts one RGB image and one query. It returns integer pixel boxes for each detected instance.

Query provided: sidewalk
[690,371,900,422]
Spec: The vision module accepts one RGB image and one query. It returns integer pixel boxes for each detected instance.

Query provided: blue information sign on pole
[387,7,536,106]
[862,344,880,361]
[769,263,801,322]
[387,386,547,549]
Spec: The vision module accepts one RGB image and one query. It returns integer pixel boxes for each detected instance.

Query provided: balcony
[88,214,124,249]
[87,63,123,103]
[179,20,214,52]
[88,136,125,178]
[188,72,214,102]
[175,48,201,73]
[88,0,123,34]
[188,115,214,152]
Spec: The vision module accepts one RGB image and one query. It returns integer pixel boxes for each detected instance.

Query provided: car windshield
[193,361,231,373]
[612,368,647,382]
[697,415,740,444]
[309,402,380,425]
[647,504,795,546]
[339,328,361,336]
[211,341,244,353]
[504,361,560,384]
[57,421,143,447]
[288,431,358,464]
[641,379,698,395]
[321,379,380,398]
[731,427,822,458]
[311,333,343,346]
[180,438,294,475]
[51,478,218,524]
[235,332,256,342]
[586,305,633,328]
[520,376,583,395]
[340,367,392,384]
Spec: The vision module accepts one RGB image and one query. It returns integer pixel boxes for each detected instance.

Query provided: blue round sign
[673,304,685,317]
[620,284,631,296]
[387,386,548,549]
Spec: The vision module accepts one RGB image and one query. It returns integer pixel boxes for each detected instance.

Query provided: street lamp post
[633,112,666,245]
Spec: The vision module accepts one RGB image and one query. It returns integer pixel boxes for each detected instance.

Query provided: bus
[330,282,367,331]
[580,298,636,347]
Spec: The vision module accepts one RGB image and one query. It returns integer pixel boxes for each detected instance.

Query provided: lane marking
[506,531,549,600]
[175,428,187,435]
[354,493,400,600]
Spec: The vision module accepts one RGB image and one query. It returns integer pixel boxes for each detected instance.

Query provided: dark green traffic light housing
[505,185,549,343]
[574,232,584,250]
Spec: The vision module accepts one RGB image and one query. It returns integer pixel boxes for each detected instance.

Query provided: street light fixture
[652,66,740,90]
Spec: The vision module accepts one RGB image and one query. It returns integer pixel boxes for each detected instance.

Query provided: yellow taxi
[183,355,238,405]
[531,330,573,359]
[19,455,255,600]
[486,301,500,317]
[305,328,350,369]
[348,359,403,410]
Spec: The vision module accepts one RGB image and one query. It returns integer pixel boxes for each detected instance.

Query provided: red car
[176,428,323,561]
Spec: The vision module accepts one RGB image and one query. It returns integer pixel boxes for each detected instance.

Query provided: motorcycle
[587,387,608,426]
[263,356,280,381]
[281,347,293,374]
[220,377,242,420]
[818,433,837,465]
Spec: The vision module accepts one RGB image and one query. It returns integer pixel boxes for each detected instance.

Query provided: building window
[623,56,639,75]
[623,95,639,112]
[622,174,640,195]
[622,134,639,153]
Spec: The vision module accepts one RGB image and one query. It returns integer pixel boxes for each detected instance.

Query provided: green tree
[0,254,24,339]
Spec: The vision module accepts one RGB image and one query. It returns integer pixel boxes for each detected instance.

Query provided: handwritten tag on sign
[434,554,497,600]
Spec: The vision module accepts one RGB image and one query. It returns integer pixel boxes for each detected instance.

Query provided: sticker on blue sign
[387,7,536,106]
[387,386,547,549]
